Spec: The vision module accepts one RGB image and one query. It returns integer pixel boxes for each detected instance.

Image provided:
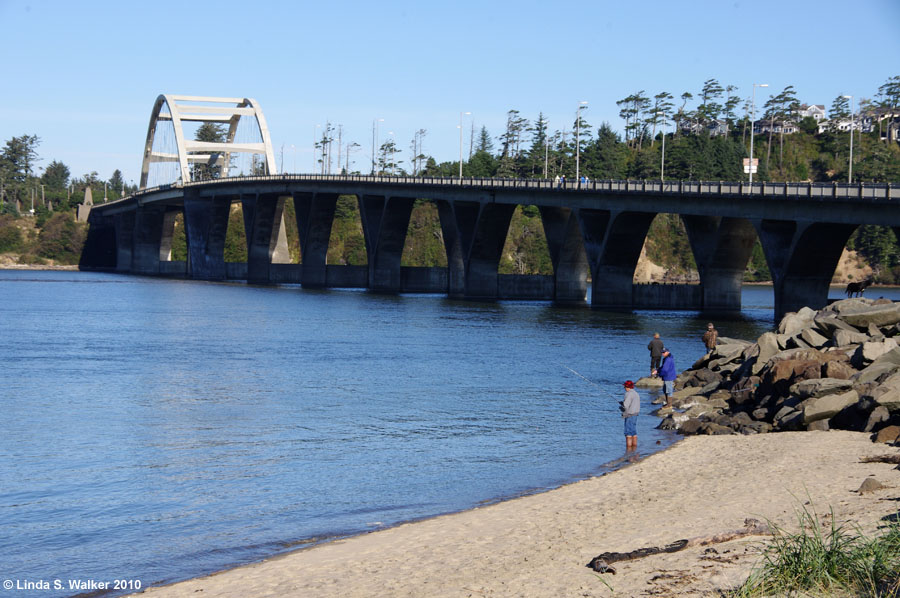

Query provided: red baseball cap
[623,380,635,388]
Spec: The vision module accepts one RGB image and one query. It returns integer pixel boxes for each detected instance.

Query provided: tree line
[2,75,899,275]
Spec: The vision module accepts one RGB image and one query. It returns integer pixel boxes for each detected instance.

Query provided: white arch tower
[140,94,277,189]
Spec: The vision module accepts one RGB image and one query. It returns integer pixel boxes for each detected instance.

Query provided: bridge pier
[131,205,169,275]
[756,219,856,318]
[80,213,117,269]
[438,200,516,300]
[114,212,136,273]
[293,192,339,287]
[183,191,230,281]
[359,195,415,293]
[682,216,757,311]
[539,206,589,303]
[242,193,287,284]
[579,209,656,309]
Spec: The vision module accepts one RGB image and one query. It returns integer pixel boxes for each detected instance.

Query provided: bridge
[81,95,900,318]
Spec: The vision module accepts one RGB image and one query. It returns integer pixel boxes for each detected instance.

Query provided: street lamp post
[459,111,471,179]
[544,136,549,179]
[749,83,769,184]
[313,124,321,173]
[656,112,667,182]
[843,95,854,183]
[575,101,588,185]
[371,118,384,175]
[387,131,395,175]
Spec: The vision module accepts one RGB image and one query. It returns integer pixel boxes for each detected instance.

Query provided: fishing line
[561,364,601,388]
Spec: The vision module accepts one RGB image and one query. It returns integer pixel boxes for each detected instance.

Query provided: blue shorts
[624,416,637,437]
[663,380,675,395]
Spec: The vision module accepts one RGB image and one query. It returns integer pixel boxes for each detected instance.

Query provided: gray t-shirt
[622,388,640,417]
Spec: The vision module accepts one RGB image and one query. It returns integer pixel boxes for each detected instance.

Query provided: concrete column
[131,205,167,275]
[466,203,517,299]
[183,191,230,281]
[293,192,338,287]
[114,212,136,272]
[79,213,117,269]
[436,200,479,298]
[539,206,589,303]
[159,210,178,261]
[682,216,757,311]
[359,195,415,292]
[756,219,856,318]
[579,209,656,309]
[241,192,286,284]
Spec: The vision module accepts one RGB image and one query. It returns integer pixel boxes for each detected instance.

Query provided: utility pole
[749,83,769,184]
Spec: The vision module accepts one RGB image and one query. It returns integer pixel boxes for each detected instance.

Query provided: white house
[796,104,827,121]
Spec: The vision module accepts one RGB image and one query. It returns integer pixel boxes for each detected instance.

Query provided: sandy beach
[133,431,900,597]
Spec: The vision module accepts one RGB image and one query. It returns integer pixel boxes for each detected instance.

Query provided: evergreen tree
[41,160,70,190]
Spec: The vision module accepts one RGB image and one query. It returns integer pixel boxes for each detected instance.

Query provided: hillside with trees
[2,75,899,281]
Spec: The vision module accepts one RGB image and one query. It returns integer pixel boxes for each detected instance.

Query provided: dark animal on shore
[845,277,874,298]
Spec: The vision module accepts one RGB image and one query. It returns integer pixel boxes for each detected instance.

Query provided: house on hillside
[871,107,900,143]
[796,104,827,121]
[821,114,875,134]
[676,118,729,137]
[753,120,798,135]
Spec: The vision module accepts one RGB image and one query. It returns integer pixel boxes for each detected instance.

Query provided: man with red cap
[621,380,640,450]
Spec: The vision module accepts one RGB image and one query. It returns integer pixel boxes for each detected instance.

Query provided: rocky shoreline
[639,297,900,443]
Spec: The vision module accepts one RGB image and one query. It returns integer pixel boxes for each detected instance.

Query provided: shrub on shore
[733,504,900,597]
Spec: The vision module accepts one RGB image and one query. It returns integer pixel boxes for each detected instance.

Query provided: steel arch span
[139,94,277,189]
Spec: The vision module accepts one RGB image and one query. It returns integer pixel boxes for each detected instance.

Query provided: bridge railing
[110,174,897,205]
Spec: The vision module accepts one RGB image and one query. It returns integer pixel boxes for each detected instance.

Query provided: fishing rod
[561,364,602,388]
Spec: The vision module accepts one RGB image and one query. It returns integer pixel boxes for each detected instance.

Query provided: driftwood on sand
[587,518,769,574]
[860,454,900,464]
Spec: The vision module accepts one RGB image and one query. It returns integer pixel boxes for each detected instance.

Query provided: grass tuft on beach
[732,504,900,598]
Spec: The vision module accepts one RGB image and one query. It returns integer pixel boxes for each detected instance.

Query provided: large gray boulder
[789,377,855,399]
[800,327,829,348]
[853,338,899,365]
[871,347,900,368]
[671,385,706,400]
[865,406,891,432]
[834,328,871,347]
[813,314,861,339]
[718,336,751,347]
[752,332,781,375]
[873,373,900,412]
[779,311,815,336]
[835,302,900,329]
[803,390,860,424]
[712,344,748,361]
[852,361,900,384]
[635,376,663,388]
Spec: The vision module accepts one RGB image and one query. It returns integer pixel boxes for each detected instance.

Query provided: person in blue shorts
[654,347,677,410]
[621,380,640,450]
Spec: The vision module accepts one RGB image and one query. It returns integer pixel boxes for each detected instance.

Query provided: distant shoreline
[4,269,897,290]
[0,264,79,271]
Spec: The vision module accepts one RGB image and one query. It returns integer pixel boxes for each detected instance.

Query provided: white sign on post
[743,158,758,174]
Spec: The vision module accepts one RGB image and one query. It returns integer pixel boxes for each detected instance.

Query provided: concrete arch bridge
[81,95,900,318]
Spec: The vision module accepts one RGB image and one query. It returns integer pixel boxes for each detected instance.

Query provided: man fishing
[621,380,640,450]
[653,348,676,410]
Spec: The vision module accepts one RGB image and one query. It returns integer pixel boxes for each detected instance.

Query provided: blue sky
[1,0,898,185]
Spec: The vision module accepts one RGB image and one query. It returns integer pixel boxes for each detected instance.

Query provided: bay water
[2,271,888,596]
